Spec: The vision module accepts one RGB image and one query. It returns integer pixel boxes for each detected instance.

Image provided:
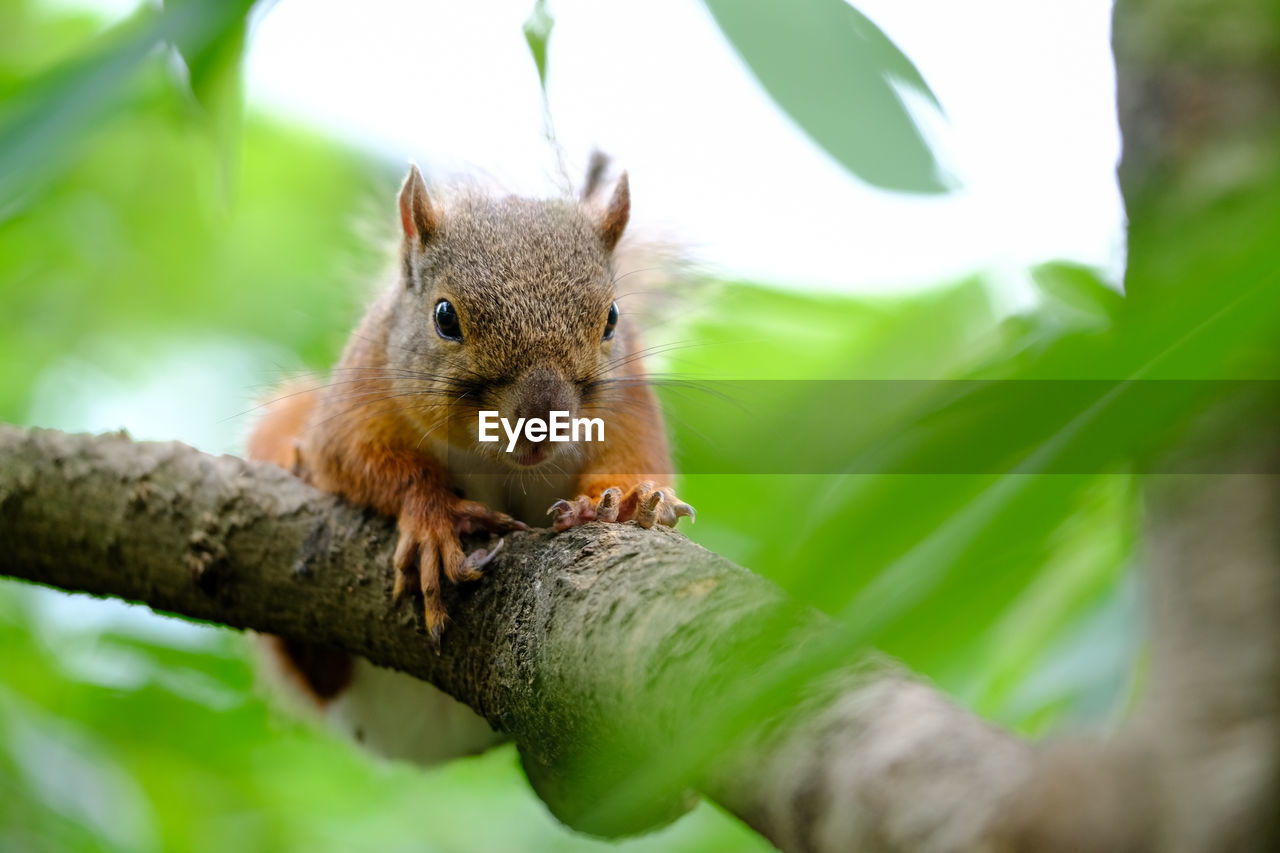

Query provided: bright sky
[239,0,1124,296]
[60,0,1123,295]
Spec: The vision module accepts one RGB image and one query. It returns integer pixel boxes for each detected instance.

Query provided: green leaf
[702,0,949,193]
[170,0,256,203]
[523,0,554,93]
[0,0,255,213]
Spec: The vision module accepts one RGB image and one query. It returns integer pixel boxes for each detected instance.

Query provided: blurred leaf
[0,0,256,213]
[0,583,771,853]
[701,0,949,193]
[170,0,256,202]
[589,211,1280,817]
[523,0,554,93]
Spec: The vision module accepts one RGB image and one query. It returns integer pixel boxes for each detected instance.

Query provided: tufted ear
[597,171,629,252]
[398,163,438,244]
[581,150,611,201]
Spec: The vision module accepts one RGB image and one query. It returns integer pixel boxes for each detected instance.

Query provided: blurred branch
[1112,0,1280,205]
[1,424,1278,851]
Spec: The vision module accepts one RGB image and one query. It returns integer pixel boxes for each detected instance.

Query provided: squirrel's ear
[597,171,629,252]
[581,150,610,201]
[398,164,438,244]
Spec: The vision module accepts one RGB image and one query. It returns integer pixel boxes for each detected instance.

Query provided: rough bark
[3,424,1279,852]
[0,425,1017,846]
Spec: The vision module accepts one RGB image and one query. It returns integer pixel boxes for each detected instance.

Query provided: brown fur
[264,635,354,701]
[245,379,315,474]
[249,159,687,688]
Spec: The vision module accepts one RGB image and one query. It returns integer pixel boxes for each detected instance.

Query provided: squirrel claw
[546,488,630,530]
[635,489,664,529]
[596,488,622,523]
[549,484,695,531]
[458,537,503,580]
[392,495,516,645]
[391,525,420,605]
[425,614,445,654]
[549,495,597,531]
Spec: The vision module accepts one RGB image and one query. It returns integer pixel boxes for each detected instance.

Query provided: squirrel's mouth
[512,446,549,467]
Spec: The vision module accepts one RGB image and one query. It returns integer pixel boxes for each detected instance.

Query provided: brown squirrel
[248,155,692,760]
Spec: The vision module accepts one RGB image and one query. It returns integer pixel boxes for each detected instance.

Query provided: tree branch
[1,424,1278,852]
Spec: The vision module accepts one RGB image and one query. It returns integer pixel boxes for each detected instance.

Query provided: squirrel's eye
[602,301,619,341]
[434,300,463,341]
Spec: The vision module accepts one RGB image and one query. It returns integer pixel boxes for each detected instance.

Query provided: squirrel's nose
[511,367,575,423]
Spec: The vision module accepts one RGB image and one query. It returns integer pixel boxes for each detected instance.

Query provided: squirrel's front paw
[393,498,528,648]
[548,482,695,532]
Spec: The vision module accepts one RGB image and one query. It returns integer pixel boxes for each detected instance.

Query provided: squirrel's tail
[245,377,317,473]
[254,636,503,764]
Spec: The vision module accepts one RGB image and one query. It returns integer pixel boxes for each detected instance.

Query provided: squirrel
[247,154,693,762]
